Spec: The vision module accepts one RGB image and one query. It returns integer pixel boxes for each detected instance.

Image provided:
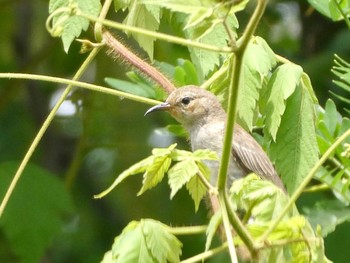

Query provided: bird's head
[145,85,225,129]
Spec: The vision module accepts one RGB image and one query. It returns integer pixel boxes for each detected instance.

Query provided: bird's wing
[232,125,286,191]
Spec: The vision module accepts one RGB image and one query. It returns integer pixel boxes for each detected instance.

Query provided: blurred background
[0,0,350,262]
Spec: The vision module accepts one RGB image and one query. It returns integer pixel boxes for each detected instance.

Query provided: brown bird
[145,85,285,191]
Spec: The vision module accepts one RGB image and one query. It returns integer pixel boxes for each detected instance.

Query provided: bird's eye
[181,97,192,105]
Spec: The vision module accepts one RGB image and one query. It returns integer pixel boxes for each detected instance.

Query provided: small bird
[145,85,285,191]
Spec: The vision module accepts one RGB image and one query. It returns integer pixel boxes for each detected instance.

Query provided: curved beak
[144,102,171,116]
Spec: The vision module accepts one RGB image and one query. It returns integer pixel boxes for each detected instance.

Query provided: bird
[145,85,285,191]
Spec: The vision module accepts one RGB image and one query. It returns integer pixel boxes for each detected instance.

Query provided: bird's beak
[144,102,171,116]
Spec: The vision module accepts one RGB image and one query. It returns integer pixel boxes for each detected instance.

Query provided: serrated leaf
[270,82,319,194]
[94,155,154,198]
[238,37,278,131]
[152,143,177,156]
[186,163,208,211]
[264,63,303,140]
[49,0,101,52]
[138,155,172,195]
[141,219,182,262]
[0,162,74,263]
[106,219,182,263]
[168,159,199,198]
[123,1,161,59]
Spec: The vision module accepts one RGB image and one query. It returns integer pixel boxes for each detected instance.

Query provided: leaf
[332,54,350,106]
[324,99,341,136]
[105,77,157,99]
[239,37,278,131]
[94,155,154,198]
[186,162,209,211]
[303,199,350,237]
[270,82,319,194]
[48,0,101,52]
[264,63,303,140]
[168,159,199,198]
[0,162,74,263]
[105,219,182,263]
[138,155,172,195]
[121,0,161,59]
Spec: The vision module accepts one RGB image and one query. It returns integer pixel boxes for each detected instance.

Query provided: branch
[259,127,350,242]
[102,30,175,94]
[0,48,102,218]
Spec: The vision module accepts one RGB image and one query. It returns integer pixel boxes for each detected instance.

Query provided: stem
[103,31,175,94]
[167,225,207,235]
[180,243,228,263]
[77,12,232,53]
[259,127,350,242]
[0,48,101,218]
[224,193,257,255]
[0,73,160,106]
[218,192,238,263]
[94,0,113,42]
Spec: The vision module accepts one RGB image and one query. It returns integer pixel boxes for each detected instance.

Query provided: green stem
[215,1,267,259]
[0,48,101,218]
[0,73,160,106]
[77,12,232,53]
[167,225,207,235]
[180,243,228,263]
[224,193,257,256]
[259,127,350,242]
[218,192,238,263]
[94,0,113,42]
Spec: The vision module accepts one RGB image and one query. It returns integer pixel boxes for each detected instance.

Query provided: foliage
[1,0,350,262]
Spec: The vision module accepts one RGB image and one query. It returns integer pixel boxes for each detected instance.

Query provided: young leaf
[104,219,182,263]
[270,82,318,194]
[168,159,199,198]
[48,0,101,52]
[94,155,154,198]
[263,63,303,140]
[138,155,172,195]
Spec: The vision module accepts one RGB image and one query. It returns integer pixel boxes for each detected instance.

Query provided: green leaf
[49,0,101,52]
[270,83,319,194]
[138,155,172,195]
[324,99,341,135]
[168,159,199,198]
[105,219,182,263]
[303,199,350,237]
[121,1,161,59]
[0,162,74,263]
[264,63,303,140]
[105,77,157,99]
[94,155,154,198]
[239,37,278,131]
[186,162,210,211]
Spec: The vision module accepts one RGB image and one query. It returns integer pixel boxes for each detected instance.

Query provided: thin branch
[259,127,350,243]
[180,243,228,263]
[103,30,175,94]
[0,73,160,106]
[76,12,232,53]
[0,48,101,218]
[167,225,207,235]
[94,0,113,42]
